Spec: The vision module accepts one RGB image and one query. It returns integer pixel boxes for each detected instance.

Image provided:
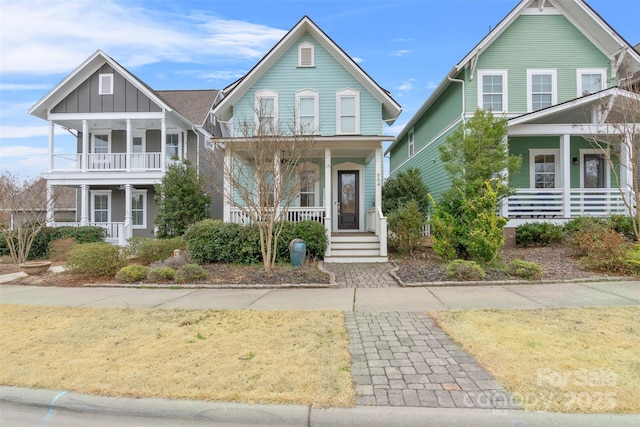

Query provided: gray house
[29,50,222,244]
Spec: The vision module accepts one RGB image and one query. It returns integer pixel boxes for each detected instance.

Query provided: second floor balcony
[50,152,167,172]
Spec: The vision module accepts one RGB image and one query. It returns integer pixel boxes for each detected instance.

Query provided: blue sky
[1,0,638,179]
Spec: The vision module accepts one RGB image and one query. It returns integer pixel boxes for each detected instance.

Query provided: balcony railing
[506,189,627,218]
[50,221,129,245]
[51,153,162,171]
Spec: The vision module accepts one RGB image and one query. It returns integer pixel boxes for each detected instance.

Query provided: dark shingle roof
[156,90,219,126]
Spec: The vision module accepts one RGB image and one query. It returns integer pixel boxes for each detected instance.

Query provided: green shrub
[564,216,608,237]
[147,266,176,283]
[28,227,60,259]
[382,167,430,216]
[275,221,298,263]
[115,264,149,283]
[134,237,186,265]
[388,201,426,254]
[175,264,207,284]
[185,220,245,264]
[67,243,126,277]
[608,215,637,241]
[623,245,640,275]
[570,227,633,274]
[506,260,543,280]
[516,223,564,247]
[447,259,486,281]
[153,255,188,270]
[294,220,327,260]
[57,226,106,243]
[0,236,9,257]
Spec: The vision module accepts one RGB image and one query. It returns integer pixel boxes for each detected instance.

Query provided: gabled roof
[157,90,219,127]
[388,0,640,151]
[28,50,195,129]
[211,16,401,124]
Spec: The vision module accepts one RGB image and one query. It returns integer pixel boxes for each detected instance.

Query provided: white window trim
[90,190,111,223]
[297,162,320,207]
[408,128,415,157]
[98,73,114,95]
[527,69,557,112]
[254,89,278,134]
[529,149,560,189]
[166,133,182,160]
[131,189,147,229]
[298,41,315,67]
[91,131,112,153]
[579,149,610,188]
[576,68,607,97]
[336,88,360,135]
[296,89,319,134]
[477,70,508,113]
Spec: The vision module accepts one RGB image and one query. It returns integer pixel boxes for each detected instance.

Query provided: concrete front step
[325,232,386,263]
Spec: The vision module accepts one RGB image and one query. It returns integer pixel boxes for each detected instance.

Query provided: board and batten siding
[52,64,162,114]
[467,14,612,114]
[233,33,383,137]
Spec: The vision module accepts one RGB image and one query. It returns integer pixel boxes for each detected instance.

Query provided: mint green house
[388,0,640,227]
[211,16,401,262]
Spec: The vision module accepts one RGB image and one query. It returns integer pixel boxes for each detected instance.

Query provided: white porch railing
[50,221,128,245]
[367,207,376,233]
[229,207,326,225]
[506,189,626,218]
[367,206,387,256]
[51,153,162,171]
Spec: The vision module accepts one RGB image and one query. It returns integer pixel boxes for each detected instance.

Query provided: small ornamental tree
[154,160,209,238]
[430,109,520,264]
[382,167,430,216]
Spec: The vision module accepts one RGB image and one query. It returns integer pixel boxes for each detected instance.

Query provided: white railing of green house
[570,189,627,216]
[367,207,376,233]
[51,153,162,171]
[229,207,325,225]
[368,206,387,256]
[506,189,626,218]
[49,221,127,244]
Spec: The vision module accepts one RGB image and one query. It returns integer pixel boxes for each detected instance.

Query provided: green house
[388,0,640,228]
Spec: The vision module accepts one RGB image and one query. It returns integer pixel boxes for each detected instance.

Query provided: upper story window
[298,41,315,67]
[92,133,110,153]
[336,88,360,134]
[296,89,319,134]
[527,69,557,112]
[255,89,278,134]
[577,69,607,96]
[166,134,180,159]
[477,70,508,112]
[98,73,114,95]
[408,128,415,157]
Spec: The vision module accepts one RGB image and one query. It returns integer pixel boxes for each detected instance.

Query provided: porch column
[183,131,188,161]
[324,147,332,256]
[375,145,387,257]
[80,184,89,225]
[223,149,231,222]
[161,118,167,171]
[500,135,509,217]
[620,133,634,206]
[46,183,54,226]
[82,119,89,172]
[126,119,132,172]
[124,184,132,241]
[48,121,54,172]
[375,145,382,215]
[560,134,571,217]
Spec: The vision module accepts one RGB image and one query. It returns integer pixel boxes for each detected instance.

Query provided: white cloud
[0,126,68,139]
[0,0,286,75]
[391,38,414,42]
[0,83,52,91]
[352,56,364,64]
[0,144,48,157]
[427,81,439,89]
[390,49,411,57]
[177,70,246,81]
[396,79,416,92]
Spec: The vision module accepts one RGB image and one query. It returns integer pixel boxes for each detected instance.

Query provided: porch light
[572,157,578,165]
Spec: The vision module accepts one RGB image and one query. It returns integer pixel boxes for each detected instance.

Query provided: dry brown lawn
[432,306,640,413]
[0,305,354,407]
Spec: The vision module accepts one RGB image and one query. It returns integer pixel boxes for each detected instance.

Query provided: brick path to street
[323,262,518,409]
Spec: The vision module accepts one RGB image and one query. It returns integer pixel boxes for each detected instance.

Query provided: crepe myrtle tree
[205,103,318,272]
[0,172,62,264]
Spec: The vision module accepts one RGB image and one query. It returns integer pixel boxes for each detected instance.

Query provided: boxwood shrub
[67,242,126,277]
[515,223,564,247]
[133,237,186,265]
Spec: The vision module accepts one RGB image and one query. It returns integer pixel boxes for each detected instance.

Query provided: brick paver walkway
[323,263,398,288]
[346,312,519,409]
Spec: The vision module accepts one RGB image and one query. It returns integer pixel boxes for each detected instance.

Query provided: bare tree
[584,67,640,239]
[0,172,60,264]
[205,104,318,271]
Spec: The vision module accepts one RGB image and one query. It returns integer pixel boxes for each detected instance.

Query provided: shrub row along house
[388,0,640,232]
[29,0,639,261]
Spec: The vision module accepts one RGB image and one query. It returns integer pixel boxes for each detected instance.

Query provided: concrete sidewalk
[1,280,638,310]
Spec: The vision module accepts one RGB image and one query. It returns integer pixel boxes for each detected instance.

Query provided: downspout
[447,76,466,125]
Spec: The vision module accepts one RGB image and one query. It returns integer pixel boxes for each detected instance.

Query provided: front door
[583,153,606,213]
[338,170,359,230]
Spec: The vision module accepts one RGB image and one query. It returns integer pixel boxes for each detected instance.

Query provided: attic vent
[298,42,315,67]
